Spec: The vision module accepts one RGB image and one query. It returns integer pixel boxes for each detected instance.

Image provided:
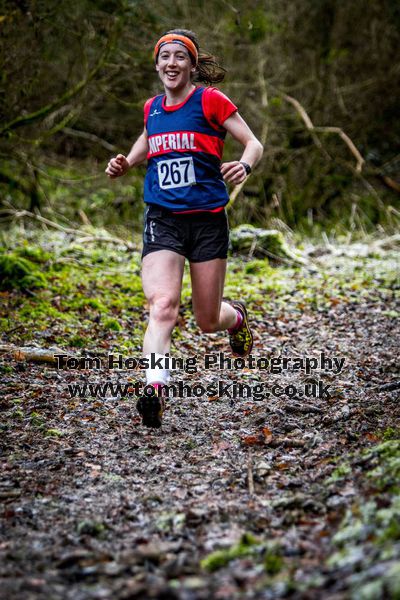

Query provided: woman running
[105,29,263,428]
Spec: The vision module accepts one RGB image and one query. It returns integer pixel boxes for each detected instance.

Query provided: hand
[105,154,130,178]
[220,161,248,185]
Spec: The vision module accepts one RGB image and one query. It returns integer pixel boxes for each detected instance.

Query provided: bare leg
[141,250,185,355]
[190,258,237,333]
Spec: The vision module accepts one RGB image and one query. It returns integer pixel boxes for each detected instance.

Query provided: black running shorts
[142,204,229,263]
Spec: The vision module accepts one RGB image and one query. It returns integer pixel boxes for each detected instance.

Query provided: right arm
[105,128,149,178]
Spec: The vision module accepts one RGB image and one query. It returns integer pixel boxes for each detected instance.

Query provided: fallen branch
[375,380,400,393]
[0,207,136,250]
[0,345,111,365]
[0,344,64,364]
[371,234,400,249]
[1,208,79,234]
[74,235,135,249]
[270,437,307,449]
[381,175,400,194]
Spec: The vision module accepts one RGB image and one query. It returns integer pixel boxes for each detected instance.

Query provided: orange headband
[154,34,198,64]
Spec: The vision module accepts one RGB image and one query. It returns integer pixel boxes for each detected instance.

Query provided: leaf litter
[0,235,399,599]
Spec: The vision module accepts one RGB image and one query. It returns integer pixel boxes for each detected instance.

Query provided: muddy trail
[1,241,399,599]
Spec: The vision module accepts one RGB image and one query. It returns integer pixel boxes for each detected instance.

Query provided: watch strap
[240,161,252,175]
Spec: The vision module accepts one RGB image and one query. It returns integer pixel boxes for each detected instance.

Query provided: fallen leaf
[241,434,264,446]
[262,427,273,443]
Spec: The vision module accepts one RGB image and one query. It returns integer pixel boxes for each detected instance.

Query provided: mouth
[165,71,179,80]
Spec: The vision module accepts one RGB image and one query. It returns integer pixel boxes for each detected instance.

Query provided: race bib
[157,157,196,190]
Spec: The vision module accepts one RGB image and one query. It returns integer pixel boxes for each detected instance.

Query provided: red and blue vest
[144,86,236,212]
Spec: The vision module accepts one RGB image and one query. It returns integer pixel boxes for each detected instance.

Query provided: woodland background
[1,2,400,599]
[1,0,399,234]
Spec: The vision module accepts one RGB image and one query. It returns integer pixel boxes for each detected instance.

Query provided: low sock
[228,308,244,333]
[145,353,170,386]
[144,381,165,398]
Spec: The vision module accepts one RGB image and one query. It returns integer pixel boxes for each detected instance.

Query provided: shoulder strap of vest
[144,95,162,127]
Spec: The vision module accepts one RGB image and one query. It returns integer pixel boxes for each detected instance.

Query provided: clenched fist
[105,154,130,178]
[220,161,248,185]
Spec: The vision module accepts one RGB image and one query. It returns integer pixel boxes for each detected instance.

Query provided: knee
[149,295,179,325]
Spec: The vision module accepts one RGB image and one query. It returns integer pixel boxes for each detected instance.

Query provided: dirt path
[1,250,399,599]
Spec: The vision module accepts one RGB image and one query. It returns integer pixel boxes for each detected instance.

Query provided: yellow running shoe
[228,301,254,357]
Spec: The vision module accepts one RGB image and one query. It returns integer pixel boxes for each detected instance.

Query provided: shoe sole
[231,300,254,356]
[136,395,164,428]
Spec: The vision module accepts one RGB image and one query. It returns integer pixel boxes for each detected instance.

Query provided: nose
[167,54,177,67]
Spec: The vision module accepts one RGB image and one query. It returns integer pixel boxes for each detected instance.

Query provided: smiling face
[155,43,196,93]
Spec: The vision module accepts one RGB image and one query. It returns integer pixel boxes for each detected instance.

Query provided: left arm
[220,112,264,184]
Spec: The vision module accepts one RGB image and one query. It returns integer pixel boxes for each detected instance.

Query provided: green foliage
[0,231,397,355]
[200,533,284,577]
[0,233,148,352]
[77,519,106,537]
[103,317,122,332]
[45,428,64,437]
[264,548,284,575]
[230,225,304,264]
[326,462,351,483]
[0,252,47,291]
[69,335,89,348]
[0,0,399,233]
[324,47,349,65]
[365,439,400,492]
[238,9,279,43]
[244,259,269,274]
[14,245,52,263]
[326,438,400,595]
[200,533,258,572]
[30,412,45,427]
[383,427,400,441]
[12,407,24,420]
[81,298,106,311]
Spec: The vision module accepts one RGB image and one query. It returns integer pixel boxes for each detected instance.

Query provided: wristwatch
[240,161,252,175]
